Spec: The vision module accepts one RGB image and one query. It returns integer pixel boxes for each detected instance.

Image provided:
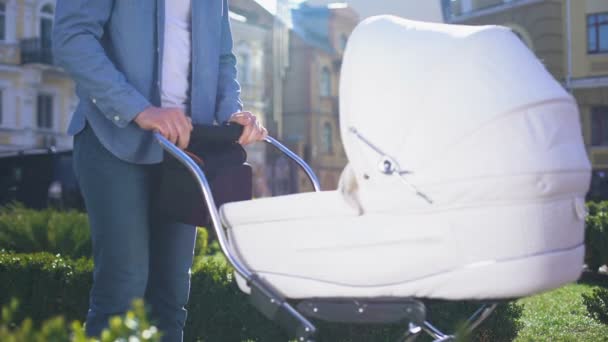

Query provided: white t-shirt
[161,0,192,110]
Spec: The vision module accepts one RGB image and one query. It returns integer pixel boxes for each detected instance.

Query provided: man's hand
[229,111,268,145]
[134,106,193,149]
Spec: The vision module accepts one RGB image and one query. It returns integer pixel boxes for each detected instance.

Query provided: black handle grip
[190,123,243,143]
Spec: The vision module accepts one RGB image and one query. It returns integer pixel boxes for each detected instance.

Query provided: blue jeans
[73,124,196,342]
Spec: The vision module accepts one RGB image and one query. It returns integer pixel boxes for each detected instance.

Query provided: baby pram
[155,16,591,341]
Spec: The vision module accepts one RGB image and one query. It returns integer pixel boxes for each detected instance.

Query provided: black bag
[155,124,253,227]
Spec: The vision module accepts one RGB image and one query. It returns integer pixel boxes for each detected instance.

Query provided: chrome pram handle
[155,132,252,278]
[168,123,321,192]
[264,136,321,192]
[155,128,319,340]
[154,127,320,278]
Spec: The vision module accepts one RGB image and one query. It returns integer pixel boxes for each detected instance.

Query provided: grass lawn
[514,272,608,341]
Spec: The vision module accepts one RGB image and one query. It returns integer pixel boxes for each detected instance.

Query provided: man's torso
[67,0,227,164]
[162,0,192,111]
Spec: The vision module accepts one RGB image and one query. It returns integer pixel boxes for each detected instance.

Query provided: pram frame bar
[155,133,321,280]
[264,136,322,192]
[155,132,498,342]
[156,132,319,340]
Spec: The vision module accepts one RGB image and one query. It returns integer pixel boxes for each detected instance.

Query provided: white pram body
[157,15,592,341]
[222,16,591,301]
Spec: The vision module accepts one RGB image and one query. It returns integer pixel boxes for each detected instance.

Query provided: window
[40,3,54,49]
[320,66,331,97]
[272,156,291,195]
[588,13,608,54]
[0,2,6,41]
[322,122,333,154]
[37,94,54,129]
[592,107,608,147]
[238,52,251,84]
[340,34,348,51]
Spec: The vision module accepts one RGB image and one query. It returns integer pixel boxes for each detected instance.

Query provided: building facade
[230,0,292,198]
[0,0,76,153]
[0,0,293,198]
[443,0,608,197]
[308,0,443,22]
[281,2,358,192]
[230,0,275,198]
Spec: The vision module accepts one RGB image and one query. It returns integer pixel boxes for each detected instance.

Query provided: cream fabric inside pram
[220,16,591,300]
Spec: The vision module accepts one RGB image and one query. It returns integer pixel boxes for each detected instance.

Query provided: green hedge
[0,253,92,325]
[0,252,523,341]
[0,203,91,259]
[583,287,608,325]
[585,202,608,271]
[0,203,214,261]
[1,299,161,342]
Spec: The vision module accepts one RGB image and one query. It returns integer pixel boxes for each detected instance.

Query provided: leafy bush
[0,203,91,259]
[0,252,523,341]
[582,288,608,325]
[0,206,523,341]
[188,256,524,342]
[186,256,289,342]
[0,252,92,325]
[0,204,222,272]
[194,227,209,256]
[0,204,219,262]
[424,300,523,342]
[585,202,608,271]
[0,299,161,342]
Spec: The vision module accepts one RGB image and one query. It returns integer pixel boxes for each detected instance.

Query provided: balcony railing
[20,38,54,65]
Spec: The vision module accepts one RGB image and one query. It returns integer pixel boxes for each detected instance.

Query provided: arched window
[40,3,54,48]
[0,1,18,44]
[322,122,333,154]
[320,66,331,97]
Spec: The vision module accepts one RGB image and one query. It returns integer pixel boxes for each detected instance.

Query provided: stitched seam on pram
[294,236,443,252]
[410,168,590,186]
[224,192,584,227]
[224,211,360,228]
[255,243,584,289]
[221,193,361,228]
[400,97,578,171]
[364,170,588,211]
[371,192,588,216]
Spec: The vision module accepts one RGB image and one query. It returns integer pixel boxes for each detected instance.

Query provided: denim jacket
[53,0,243,164]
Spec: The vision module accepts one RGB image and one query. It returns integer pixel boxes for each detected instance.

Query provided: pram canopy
[339,16,589,212]
[221,16,591,301]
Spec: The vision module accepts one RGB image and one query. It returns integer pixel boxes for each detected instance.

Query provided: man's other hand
[228,111,268,145]
[134,106,193,149]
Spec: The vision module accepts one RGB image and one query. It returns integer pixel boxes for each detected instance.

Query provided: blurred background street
[0,0,607,204]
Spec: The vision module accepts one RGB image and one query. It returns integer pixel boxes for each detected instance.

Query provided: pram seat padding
[220,191,360,228]
[221,16,591,301]
[223,193,585,299]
